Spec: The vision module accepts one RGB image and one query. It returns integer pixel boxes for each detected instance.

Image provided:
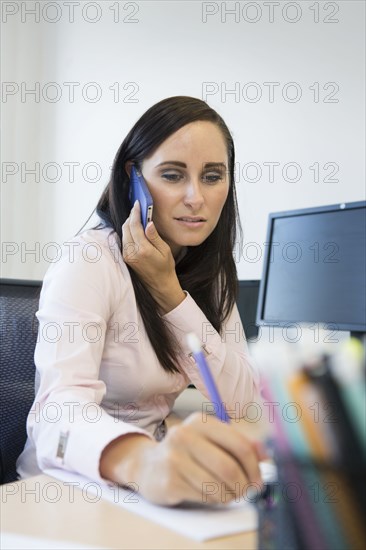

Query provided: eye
[202,172,223,184]
[161,172,183,182]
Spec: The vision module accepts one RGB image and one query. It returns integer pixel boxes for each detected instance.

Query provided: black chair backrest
[0,279,42,484]
[236,280,260,340]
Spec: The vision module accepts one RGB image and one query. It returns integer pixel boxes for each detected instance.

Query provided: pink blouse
[16,226,260,484]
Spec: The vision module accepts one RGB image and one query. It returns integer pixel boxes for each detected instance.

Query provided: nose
[183,179,204,210]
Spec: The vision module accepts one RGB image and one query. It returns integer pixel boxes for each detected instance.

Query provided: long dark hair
[93,96,242,374]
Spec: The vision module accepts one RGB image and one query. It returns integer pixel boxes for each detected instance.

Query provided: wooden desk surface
[1,389,268,549]
[1,474,257,549]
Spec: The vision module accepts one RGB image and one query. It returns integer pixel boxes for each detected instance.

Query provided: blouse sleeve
[28,232,153,485]
[162,292,261,418]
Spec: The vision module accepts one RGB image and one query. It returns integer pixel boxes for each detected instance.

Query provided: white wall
[1,0,365,281]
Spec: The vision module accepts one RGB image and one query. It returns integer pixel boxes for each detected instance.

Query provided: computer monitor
[256,201,366,335]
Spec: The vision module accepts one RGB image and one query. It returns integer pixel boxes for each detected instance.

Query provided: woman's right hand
[101,412,265,506]
[122,201,186,313]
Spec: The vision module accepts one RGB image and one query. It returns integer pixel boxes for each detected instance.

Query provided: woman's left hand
[122,201,186,312]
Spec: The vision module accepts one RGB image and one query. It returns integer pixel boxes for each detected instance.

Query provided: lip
[174,217,207,222]
[174,218,207,228]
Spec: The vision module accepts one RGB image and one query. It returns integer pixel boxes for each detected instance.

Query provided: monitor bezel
[256,200,366,332]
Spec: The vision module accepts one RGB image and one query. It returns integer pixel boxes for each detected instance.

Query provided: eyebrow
[156,161,227,169]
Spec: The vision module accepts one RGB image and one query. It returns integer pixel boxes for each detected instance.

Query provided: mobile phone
[129,165,154,229]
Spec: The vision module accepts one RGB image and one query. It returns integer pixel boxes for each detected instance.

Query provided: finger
[122,217,139,263]
[144,221,167,254]
[122,216,132,242]
[170,420,248,502]
[173,457,226,505]
[252,440,270,462]
[128,201,147,244]
[171,450,236,506]
[218,433,262,488]
[188,415,263,487]
[188,434,249,501]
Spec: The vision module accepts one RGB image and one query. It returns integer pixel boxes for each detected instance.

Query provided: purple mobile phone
[129,165,154,229]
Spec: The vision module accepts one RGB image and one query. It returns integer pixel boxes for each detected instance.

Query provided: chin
[161,227,211,250]
[178,237,207,248]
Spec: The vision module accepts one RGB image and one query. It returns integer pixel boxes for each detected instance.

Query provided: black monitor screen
[257,202,366,331]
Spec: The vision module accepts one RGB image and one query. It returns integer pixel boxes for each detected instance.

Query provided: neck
[173,246,187,264]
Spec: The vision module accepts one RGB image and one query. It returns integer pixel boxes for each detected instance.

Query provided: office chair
[236,280,260,341]
[0,278,260,483]
[0,279,42,484]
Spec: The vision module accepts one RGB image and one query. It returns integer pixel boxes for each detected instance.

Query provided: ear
[125,160,133,178]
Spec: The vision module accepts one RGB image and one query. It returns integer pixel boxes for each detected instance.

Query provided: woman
[17,96,265,506]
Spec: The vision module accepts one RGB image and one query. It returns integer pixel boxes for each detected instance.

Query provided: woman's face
[137,121,230,258]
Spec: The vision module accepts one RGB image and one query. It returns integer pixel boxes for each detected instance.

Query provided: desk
[1,389,268,550]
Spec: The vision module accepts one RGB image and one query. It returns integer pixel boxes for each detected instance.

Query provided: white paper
[43,468,262,541]
[0,532,102,550]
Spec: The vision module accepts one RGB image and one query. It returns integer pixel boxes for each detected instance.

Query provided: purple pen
[186,332,230,423]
